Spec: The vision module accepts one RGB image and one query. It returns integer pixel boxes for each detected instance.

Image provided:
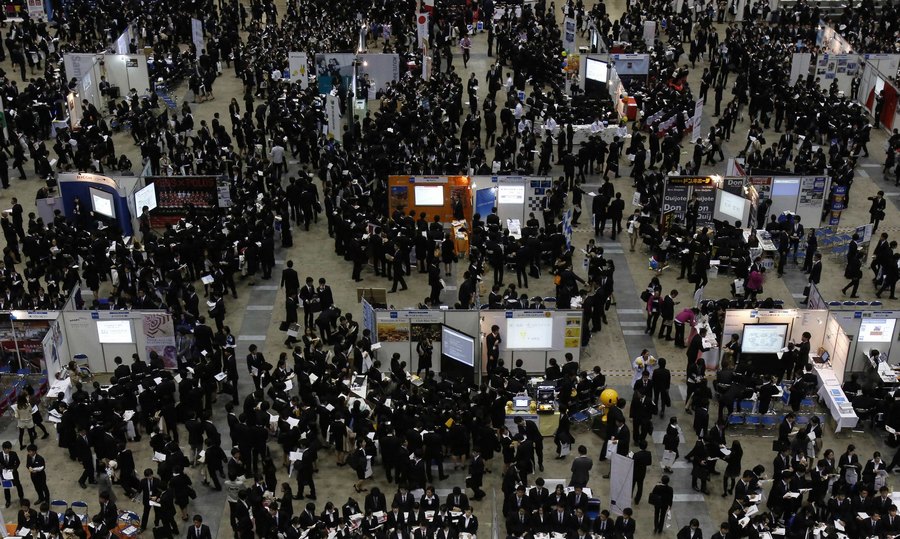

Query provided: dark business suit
[1,450,24,503]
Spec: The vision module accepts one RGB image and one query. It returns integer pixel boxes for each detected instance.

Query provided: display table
[505,411,560,437]
[813,365,858,432]
[686,325,720,371]
[742,229,778,252]
[46,378,72,404]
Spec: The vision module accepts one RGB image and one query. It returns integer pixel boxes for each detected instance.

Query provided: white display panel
[442,325,474,366]
[717,191,745,221]
[741,324,788,353]
[858,318,896,343]
[585,58,609,82]
[89,187,116,218]
[506,317,554,349]
[134,183,157,212]
[498,184,525,204]
[96,320,133,344]
[414,185,444,206]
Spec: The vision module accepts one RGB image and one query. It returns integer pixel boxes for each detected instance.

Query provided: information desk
[813,365,859,432]
[505,411,561,437]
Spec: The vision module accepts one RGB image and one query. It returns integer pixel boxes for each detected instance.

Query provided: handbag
[648,490,661,505]
[802,285,810,296]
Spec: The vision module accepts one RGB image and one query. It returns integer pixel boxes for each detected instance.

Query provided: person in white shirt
[270,140,286,179]
[590,117,603,133]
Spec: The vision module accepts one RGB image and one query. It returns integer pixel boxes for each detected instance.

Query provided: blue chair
[739,400,755,413]
[795,415,810,426]
[870,301,883,307]
[50,500,67,523]
[71,500,88,522]
[761,415,781,429]
[728,414,746,427]
[828,301,842,306]
[744,414,762,429]
[586,498,602,521]
[856,301,868,306]
[843,301,856,306]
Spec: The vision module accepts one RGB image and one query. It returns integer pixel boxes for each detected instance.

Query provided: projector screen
[717,191,746,221]
[97,319,134,344]
[506,317,554,349]
[89,187,116,218]
[498,184,525,204]
[859,319,896,342]
[585,58,609,82]
[415,185,444,206]
[134,183,158,212]
[741,324,789,354]
[442,325,475,366]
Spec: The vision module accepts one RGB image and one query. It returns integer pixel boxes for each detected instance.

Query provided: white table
[813,365,858,432]
[45,378,72,404]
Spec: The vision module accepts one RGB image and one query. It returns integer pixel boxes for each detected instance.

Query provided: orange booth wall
[388,176,473,225]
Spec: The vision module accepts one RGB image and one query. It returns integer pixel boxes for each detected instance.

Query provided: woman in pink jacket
[747,267,766,300]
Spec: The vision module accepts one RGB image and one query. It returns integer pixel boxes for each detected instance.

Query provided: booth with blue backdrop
[57,172,135,236]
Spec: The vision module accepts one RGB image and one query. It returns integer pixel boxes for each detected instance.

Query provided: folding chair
[744,414,762,431]
[50,500,67,523]
[70,500,88,522]
[727,414,746,428]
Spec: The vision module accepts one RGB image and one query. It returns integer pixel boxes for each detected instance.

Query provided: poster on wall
[749,176,772,200]
[143,313,177,369]
[145,176,223,227]
[662,184,689,220]
[1,319,51,372]
[798,176,827,212]
[315,53,355,94]
[564,316,582,348]
[693,184,716,226]
[27,0,45,19]
[362,299,377,343]
[288,52,309,88]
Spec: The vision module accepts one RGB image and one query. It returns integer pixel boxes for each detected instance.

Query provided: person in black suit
[677,519,703,539]
[650,476,674,533]
[1,441,24,507]
[16,498,37,534]
[632,441,653,504]
[35,501,59,535]
[506,507,530,536]
[139,468,160,531]
[869,191,887,231]
[550,503,573,534]
[514,416,544,472]
[281,260,300,296]
[804,253,822,303]
[187,515,213,539]
[593,510,613,538]
[95,491,118,531]
[485,325,501,374]
[468,449,486,500]
[25,445,48,504]
[299,277,317,328]
[653,358,672,417]
[614,508,636,539]
[193,316,215,352]
[686,328,710,371]
[659,291,677,340]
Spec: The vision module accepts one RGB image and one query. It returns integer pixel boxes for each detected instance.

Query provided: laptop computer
[812,351,830,364]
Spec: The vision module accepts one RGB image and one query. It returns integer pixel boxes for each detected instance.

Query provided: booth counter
[504,409,560,437]
[813,365,858,432]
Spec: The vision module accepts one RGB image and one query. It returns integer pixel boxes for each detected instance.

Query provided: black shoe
[78,482,86,489]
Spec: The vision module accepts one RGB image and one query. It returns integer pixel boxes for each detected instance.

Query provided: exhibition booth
[721,308,858,431]
[747,175,830,228]
[471,175,554,228]
[368,307,583,436]
[43,172,141,236]
[314,52,401,98]
[388,175,474,227]
[369,308,583,380]
[660,175,754,229]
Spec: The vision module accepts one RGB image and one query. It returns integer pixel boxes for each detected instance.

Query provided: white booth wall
[827,309,900,374]
[373,309,481,377]
[102,54,151,95]
[481,310,583,374]
[720,308,828,363]
[63,53,103,112]
[61,310,176,373]
[472,176,553,228]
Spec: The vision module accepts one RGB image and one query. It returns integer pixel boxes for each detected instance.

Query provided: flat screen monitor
[859,318,896,343]
[717,191,745,221]
[89,187,116,218]
[441,325,475,366]
[498,184,525,204]
[415,185,444,206]
[97,319,133,344]
[506,317,554,349]
[585,58,609,83]
[134,183,157,212]
[741,323,789,354]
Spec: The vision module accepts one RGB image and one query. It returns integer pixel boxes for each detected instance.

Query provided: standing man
[570,446,593,488]
[0,442,23,507]
[299,277,317,328]
[246,344,265,390]
[459,33,472,68]
[485,325,501,374]
[10,198,24,240]
[468,449,486,501]
[804,253,822,304]
[869,191,887,231]
[632,441,652,504]
[75,429,95,490]
[280,260,300,297]
[25,445,48,504]
[609,192,625,240]
[652,358,672,418]
[514,416,544,472]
